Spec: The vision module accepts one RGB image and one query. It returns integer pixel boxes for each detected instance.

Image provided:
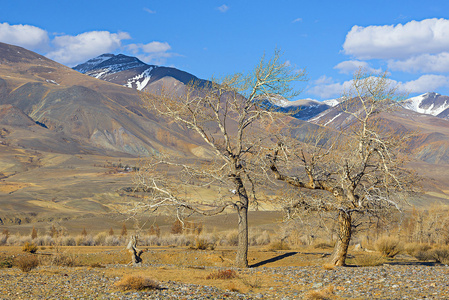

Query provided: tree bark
[235,203,249,268]
[330,210,352,266]
[127,235,144,265]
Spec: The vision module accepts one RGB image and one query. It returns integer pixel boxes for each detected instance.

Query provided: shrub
[0,256,14,268]
[312,240,334,250]
[61,236,76,246]
[414,250,434,262]
[33,235,54,246]
[224,230,239,246]
[90,262,105,268]
[254,230,271,246]
[105,235,121,246]
[226,282,240,292]
[16,255,39,272]
[51,251,77,267]
[375,236,401,258]
[267,241,290,251]
[432,248,449,264]
[170,220,183,234]
[352,254,386,267]
[304,285,335,300]
[22,242,38,253]
[114,275,160,291]
[190,237,215,250]
[206,269,238,280]
[404,243,432,257]
[0,234,8,246]
[74,235,93,246]
[94,232,108,246]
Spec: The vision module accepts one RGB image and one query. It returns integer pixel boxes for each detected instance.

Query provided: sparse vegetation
[16,255,39,272]
[50,250,78,267]
[375,236,402,258]
[267,241,290,251]
[304,285,335,300]
[206,269,237,280]
[351,254,386,266]
[431,248,449,264]
[0,256,14,268]
[114,275,160,291]
[22,241,38,253]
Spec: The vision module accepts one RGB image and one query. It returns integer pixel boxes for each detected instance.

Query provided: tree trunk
[330,211,352,266]
[127,235,144,265]
[235,204,249,268]
[230,166,249,268]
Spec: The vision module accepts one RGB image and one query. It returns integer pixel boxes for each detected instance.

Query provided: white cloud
[46,31,131,66]
[343,18,449,60]
[309,74,449,99]
[396,75,449,93]
[334,60,381,74]
[388,52,449,73]
[144,8,156,14]
[0,22,49,50]
[127,41,175,65]
[307,76,353,99]
[218,4,229,13]
[292,18,302,23]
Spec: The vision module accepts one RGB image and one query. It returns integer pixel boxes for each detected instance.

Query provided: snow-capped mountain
[73,54,202,91]
[403,92,449,118]
[262,95,331,120]
[322,98,341,107]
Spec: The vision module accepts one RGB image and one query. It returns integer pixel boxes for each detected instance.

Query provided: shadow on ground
[250,252,298,268]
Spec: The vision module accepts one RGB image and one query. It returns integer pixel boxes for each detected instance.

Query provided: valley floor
[1,263,449,299]
[0,247,448,299]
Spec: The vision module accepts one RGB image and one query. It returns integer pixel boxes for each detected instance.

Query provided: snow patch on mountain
[323,113,342,126]
[403,93,449,116]
[73,54,114,73]
[323,98,340,107]
[125,67,154,90]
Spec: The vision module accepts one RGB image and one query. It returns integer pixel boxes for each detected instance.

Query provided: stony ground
[1,262,448,299]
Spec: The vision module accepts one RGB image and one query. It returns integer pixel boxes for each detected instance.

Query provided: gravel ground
[1,263,448,299]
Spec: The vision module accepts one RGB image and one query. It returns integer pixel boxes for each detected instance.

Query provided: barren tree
[269,69,416,266]
[134,50,306,267]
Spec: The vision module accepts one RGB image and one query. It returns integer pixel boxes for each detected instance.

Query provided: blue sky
[1,0,449,100]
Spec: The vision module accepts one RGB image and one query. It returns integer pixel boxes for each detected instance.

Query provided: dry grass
[375,236,402,258]
[404,243,432,257]
[226,282,240,292]
[267,241,290,251]
[404,243,433,261]
[352,254,386,266]
[50,251,78,267]
[114,275,160,291]
[0,256,14,268]
[16,255,39,272]
[22,242,38,254]
[432,248,449,264]
[322,263,335,270]
[189,237,215,250]
[312,240,334,250]
[304,285,335,300]
[206,269,237,280]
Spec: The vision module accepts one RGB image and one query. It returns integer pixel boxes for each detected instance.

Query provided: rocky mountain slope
[403,92,449,119]
[73,53,203,92]
[74,54,337,121]
[0,42,210,158]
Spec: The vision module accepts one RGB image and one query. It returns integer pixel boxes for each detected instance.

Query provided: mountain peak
[404,93,449,117]
[72,53,203,91]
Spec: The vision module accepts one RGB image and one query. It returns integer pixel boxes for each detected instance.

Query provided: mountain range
[73,53,204,92]
[0,42,449,226]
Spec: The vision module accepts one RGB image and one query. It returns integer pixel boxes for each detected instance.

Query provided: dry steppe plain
[1,245,449,299]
